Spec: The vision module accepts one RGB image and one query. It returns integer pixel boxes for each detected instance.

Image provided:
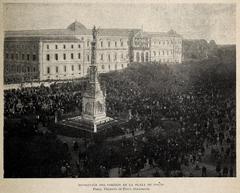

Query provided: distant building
[148,30,182,63]
[4,21,182,84]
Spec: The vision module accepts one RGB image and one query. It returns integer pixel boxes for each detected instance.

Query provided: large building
[4,21,182,84]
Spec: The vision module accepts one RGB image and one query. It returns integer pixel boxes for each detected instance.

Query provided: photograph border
[0,0,239,193]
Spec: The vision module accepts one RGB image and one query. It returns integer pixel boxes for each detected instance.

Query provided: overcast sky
[3,3,236,44]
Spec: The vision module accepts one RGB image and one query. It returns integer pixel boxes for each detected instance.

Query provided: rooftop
[5,21,181,38]
[5,21,140,38]
[5,36,81,42]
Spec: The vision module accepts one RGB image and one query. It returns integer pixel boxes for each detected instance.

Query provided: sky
[3,3,236,44]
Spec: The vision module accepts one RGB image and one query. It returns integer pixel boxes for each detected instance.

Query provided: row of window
[5,53,37,61]
[152,50,172,56]
[5,39,180,51]
[5,65,37,73]
[152,49,181,56]
[46,53,83,61]
[47,65,81,74]
[99,40,125,48]
[6,62,128,75]
[46,63,127,75]
[152,40,182,45]
[46,44,82,50]
[99,53,127,62]
[46,52,128,62]
[135,52,149,62]
[44,40,126,50]
[101,63,125,70]
[84,40,126,48]
[5,44,37,50]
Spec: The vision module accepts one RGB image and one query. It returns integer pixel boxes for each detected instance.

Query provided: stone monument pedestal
[60,115,115,133]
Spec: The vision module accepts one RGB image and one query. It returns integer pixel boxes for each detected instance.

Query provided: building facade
[4,21,182,84]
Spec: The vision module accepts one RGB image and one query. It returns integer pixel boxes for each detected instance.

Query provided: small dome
[167,29,177,35]
[67,21,87,31]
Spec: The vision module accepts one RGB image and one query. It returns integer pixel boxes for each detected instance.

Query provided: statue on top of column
[92,25,99,41]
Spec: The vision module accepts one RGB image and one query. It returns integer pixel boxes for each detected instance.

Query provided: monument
[60,26,114,133]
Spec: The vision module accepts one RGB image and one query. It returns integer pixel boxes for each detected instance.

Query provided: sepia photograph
[2,2,236,179]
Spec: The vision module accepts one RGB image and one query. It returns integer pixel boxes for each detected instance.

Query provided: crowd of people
[4,81,85,125]
[4,59,236,177]
[95,61,235,177]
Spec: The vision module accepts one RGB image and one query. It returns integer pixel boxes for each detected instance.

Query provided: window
[78,44,81,48]
[72,65,74,71]
[33,54,36,61]
[102,65,105,70]
[6,53,8,59]
[64,66,66,72]
[78,53,81,59]
[136,52,140,62]
[27,54,30,61]
[22,54,25,60]
[121,53,124,59]
[71,53,74,59]
[87,41,90,47]
[109,65,110,70]
[47,45,49,49]
[78,65,81,71]
[55,54,58,60]
[145,52,149,62]
[121,41,123,47]
[153,51,156,57]
[47,67,50,74]
[108,54,111,62]
[101,54,104,61]
[55,45,58,49]
[71,44,74,49]
[11,53,14,60]
[33,67,36,72]
[121,64,124,68]
[56,66,58,73]
[108,41,111,47]
[63,53,66,60]
[63,44,66,49]
[114,53,117,61]
[115,41,117,47]
[87,55,90,62]
[46,54,50,61]
[101,41,103,47]
[141,52,144,62]
[27,67,30,72]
